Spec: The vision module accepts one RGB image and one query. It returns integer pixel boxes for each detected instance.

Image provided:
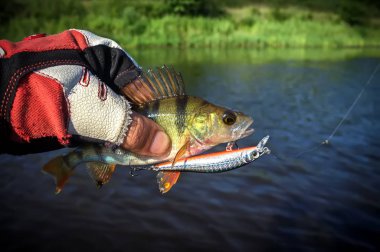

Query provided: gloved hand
[0,29,171,156]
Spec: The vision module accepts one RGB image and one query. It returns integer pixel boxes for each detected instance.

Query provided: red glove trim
[10,73,70,144]
[23,33,47,41]
[0,30,88,59]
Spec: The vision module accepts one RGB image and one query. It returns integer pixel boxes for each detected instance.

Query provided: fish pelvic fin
[172,140,190,167]
[157,171,181,194]
[86,162,116,188]
[123,65,186,107]
[42,156,73,194]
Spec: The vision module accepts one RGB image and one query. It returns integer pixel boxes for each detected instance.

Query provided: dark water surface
[1,48,379,251]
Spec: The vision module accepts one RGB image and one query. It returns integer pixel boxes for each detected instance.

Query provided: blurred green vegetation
[131,48,380,68]
[1,0,380,49]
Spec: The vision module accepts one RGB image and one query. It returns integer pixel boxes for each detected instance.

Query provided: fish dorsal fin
[157,171,181,194]
[123,65,186,106]
[86,162,116,188]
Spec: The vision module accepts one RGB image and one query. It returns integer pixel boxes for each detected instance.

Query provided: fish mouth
[240,127,254,138]
[233,119,254,140]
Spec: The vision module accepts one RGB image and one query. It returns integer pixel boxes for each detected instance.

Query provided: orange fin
[172,141,190,167]
[86,162,116,188]
[123,65,186,106]
[157,171,181,194]
[42,156,73,194]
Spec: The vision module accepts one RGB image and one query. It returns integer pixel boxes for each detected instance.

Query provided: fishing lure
[136,136,271,193]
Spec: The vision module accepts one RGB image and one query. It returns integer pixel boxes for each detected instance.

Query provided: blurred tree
[0,0,24,24]
[22,0,85,20]
[270,8,289,22]
[338,0,369,26]
[165,0,224,17]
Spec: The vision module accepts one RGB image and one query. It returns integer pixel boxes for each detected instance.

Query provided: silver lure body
[143,136,270,173]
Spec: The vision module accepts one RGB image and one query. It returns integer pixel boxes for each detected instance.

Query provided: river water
[0,48,379,251]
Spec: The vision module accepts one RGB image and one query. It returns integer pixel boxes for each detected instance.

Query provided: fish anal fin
[122,65,186,106]
[86,162,116,188]
[172,140,191,167]
[42,156,73,194]
[157,171,181,194]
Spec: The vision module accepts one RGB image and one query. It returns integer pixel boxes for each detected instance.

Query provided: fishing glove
[0,29,168,155]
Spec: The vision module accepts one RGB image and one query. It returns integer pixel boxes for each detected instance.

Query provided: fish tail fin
[42,156,73,194]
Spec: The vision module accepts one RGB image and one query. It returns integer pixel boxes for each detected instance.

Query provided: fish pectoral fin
[157,171,181,194]
[86,162,116,188]
[172,141,191,167]
[42,156,73,194]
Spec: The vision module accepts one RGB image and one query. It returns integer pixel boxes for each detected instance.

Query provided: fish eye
[222,110,236,125]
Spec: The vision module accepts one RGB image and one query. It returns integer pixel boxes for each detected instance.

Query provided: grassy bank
[1,0,380,49]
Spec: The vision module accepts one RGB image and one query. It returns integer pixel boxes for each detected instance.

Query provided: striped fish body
[134,95,207,158]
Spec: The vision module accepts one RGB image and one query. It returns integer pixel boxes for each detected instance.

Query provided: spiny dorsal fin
[86,162,116,188]
[123,65,186,106]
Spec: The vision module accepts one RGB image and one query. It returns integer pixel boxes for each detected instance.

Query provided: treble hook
[226,141,239,151]
[234,142,239,149]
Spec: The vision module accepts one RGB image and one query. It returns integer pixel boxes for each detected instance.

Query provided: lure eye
[222,110,237,125]
[252,151,260,159]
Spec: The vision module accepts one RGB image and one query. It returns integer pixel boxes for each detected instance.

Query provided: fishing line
[293,62,380,158]
[269,149,286,162]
